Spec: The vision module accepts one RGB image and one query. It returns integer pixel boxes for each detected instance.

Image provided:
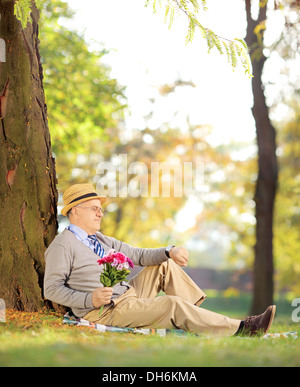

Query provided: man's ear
[72,207,78,217]
[68,207,77,219]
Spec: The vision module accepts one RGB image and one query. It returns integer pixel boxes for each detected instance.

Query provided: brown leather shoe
[243,305,276,336]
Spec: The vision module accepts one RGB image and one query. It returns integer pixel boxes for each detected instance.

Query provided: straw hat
[61,183,106,216]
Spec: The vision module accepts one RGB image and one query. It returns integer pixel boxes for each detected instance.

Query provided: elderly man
[44,183,276,337]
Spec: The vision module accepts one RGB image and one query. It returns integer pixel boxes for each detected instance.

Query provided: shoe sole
[264,305,276,335]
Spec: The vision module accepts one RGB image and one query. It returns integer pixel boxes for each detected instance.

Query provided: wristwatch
[165,245,175,258]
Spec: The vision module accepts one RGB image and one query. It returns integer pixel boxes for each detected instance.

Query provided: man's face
[71,199,104,235]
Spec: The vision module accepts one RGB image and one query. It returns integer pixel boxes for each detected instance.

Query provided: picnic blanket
[262,331,298,339]
[62,312,298,339]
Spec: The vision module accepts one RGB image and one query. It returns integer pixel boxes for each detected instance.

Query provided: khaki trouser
[84,260,241,337]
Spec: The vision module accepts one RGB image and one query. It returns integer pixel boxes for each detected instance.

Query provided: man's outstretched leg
[84,260,276,337]
[87,290,242,337]
[128,260,276,336]
[85,291,276,337]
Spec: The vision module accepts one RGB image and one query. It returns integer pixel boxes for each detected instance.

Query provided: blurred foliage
[97,123,219,248]
[192,142,257,269]
[36,0,300,293]
[39,0,126,158]
[37,0,194,248]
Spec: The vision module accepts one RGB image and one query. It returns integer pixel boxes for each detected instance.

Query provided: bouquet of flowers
[97,250,134,288]
[97,250,134,315]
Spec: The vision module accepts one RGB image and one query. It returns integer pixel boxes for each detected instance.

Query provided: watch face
[166,245,175,257]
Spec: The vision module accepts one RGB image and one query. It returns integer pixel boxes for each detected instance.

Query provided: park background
[50,0,299,305]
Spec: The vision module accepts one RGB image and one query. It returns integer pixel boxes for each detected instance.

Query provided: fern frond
[14,0,32,29]
[186,16,195,43]
[169,4,177,29]
[145,0,253,77]
[153,0,164,14]
[206,29,223,55]
[229,42,237,69]
[234,39,253,77]
[200,0,208,11]
[189,0,200,12]
[234,38,249,52]
[222,41,231,63]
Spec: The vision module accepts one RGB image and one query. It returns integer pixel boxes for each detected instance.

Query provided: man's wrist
[165,245,175,258]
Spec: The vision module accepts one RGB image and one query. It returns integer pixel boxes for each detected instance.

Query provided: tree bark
[245,0,278,314]
[0,0,58,311]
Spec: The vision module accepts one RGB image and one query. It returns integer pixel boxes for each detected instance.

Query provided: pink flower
[115,252,126,263]
[97,252,134,270]
[126,257,134,268]
[111,258,119,267]
[97,256,113,265]
[104,255,115,263]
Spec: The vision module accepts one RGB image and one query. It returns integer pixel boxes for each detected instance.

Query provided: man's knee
[159,257,178,274]
[164,295,182,309]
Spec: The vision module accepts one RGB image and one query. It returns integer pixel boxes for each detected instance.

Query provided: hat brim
[61,196,106,216]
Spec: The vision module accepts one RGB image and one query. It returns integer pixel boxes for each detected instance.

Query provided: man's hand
[169,247,189,267]
[92,287,113,308]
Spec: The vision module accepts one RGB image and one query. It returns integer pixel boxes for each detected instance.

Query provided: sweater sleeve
[44,243,94,310]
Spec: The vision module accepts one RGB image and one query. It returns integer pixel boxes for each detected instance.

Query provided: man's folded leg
[129,259,207,307]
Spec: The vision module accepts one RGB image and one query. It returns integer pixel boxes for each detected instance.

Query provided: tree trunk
[0,0,58,311]
[245,0,278,314]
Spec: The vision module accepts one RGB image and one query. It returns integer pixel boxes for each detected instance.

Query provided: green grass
[0,293,299,367]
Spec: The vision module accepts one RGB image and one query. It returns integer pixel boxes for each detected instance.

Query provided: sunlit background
[63,0,255,143]
[40,0,300,295]
[59,0,256,241]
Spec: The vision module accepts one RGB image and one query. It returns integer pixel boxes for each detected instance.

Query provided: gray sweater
[44,229,168,317]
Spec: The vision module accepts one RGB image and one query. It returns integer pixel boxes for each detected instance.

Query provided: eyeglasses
[77,206,106,215]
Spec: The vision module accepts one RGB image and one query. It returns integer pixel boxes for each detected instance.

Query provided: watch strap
[165,245,175,258]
